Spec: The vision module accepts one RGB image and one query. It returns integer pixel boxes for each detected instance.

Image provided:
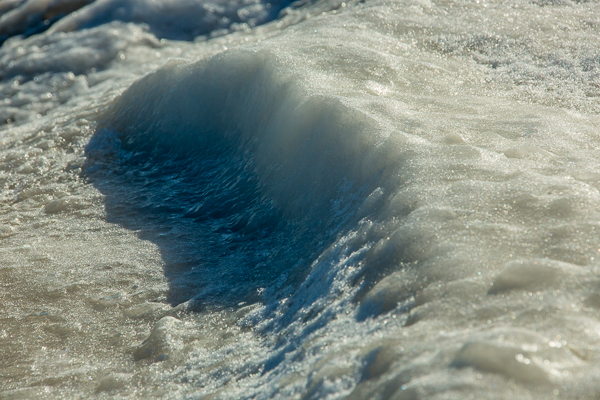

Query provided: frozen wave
[93,50,392,221]
[85,50,398,307]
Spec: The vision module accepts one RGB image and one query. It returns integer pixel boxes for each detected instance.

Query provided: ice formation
[1,0,600,398]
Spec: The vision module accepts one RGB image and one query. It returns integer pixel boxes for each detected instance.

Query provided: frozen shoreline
[2,0,600,398]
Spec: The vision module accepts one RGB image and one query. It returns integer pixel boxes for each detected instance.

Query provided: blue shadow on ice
[84,126,327,309]
[83,50,383,311]
[83,49,410,327]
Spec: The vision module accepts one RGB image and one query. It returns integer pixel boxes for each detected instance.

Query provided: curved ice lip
[84,49,400,310]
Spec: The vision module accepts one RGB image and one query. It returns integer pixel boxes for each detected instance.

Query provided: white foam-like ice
[2,0,600,399]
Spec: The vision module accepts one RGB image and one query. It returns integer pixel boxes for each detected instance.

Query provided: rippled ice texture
[2,0,600,399]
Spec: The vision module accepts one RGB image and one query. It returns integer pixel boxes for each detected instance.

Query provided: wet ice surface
[2,0,600,399]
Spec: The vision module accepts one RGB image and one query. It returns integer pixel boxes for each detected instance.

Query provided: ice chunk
[133,316,183,361]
